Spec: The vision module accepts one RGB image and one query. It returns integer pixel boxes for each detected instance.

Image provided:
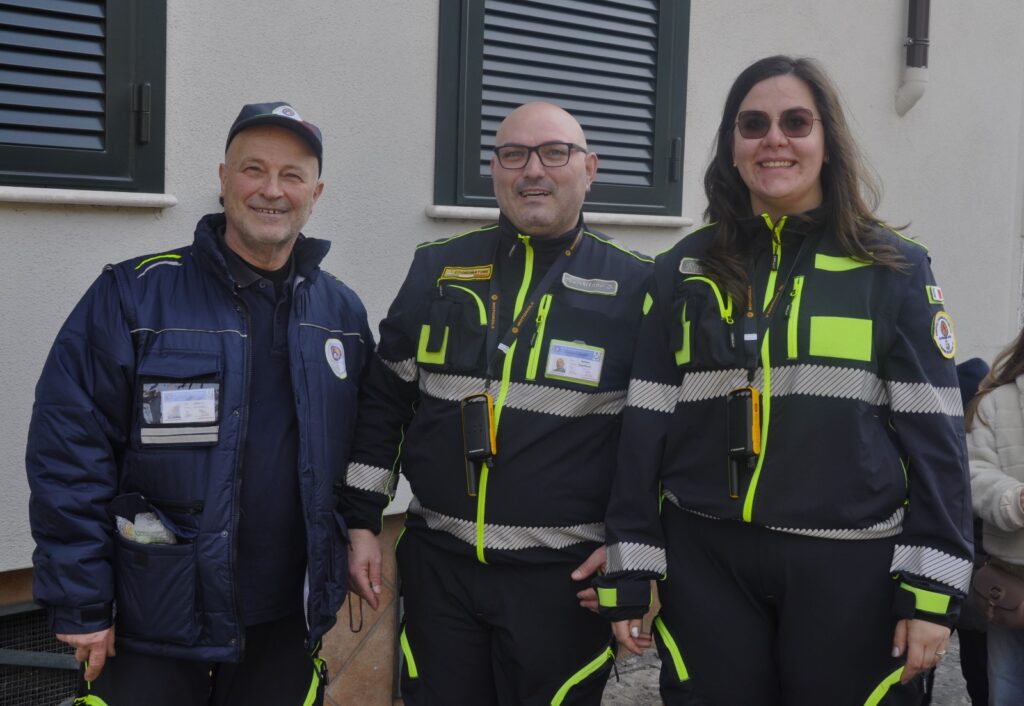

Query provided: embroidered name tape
[440,265,493,281]
[562,273,618,296]
[679,257,703,275]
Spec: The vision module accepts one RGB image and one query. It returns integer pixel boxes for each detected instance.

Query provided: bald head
[491,102,598,238]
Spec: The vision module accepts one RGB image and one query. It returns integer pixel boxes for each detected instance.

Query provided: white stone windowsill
[425,204,693,229]
[0,186,178,209]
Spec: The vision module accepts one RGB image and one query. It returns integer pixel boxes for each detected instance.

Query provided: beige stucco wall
[2,1,1023,571]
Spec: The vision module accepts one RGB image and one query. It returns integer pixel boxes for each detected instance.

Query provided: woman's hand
[892,618,950,682]
[612,619,653,655]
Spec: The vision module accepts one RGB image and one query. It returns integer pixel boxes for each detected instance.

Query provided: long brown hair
[702,55,904,303]
[966,328,1024,430]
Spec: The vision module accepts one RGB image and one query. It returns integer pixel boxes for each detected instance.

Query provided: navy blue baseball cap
[225,101,323,174]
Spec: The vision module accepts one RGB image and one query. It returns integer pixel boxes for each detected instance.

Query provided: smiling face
[219,125,324,269]
[732,75,825,220]
[490,102,598,238]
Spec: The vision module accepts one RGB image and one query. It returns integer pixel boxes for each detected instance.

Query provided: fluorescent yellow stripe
[787,275,804,359]
[416,325,448,364]
[674,301,691,366]
[653,616,690,681]
[416,224,499,250]
[550,647,615,705]
[526,294,553,380]
[134,253,181,269]
[596,587,617,607]
[302,657,324,706]
[814,253,871,271]
[582,230,654,263]
[514,235,534,315]
[400,627,419,678]
[863,666,904,705]
[642,292,653,315]
[447,284,488,325]
[682,276,733,322]
[809,316,873,362]
[900,582,951,614]
[75,696,111,706]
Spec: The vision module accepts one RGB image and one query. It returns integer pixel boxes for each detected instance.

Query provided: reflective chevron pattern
[768,507,905,540]
[890,544,973,592]
[382,356,418,382]
[606,541,666,575]
[344,462,395,496]
[418,371,626,417]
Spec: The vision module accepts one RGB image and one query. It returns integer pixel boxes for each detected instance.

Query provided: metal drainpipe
[896,0,930,115]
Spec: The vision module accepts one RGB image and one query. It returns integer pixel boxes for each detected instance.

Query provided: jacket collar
[193,212,331,286]
[735,203,829,244]
[497,212,584,252]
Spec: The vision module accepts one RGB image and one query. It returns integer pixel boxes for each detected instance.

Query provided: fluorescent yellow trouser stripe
[674,301,691,365]
[527,293,553,380]
[900,582,952,614]
[653,616,690,681]
[550,646,615,705]
[302,657,325,706]
[809,316,873,362]
[815,253,871,271]
[446,284,488,325]
[787,275,804,359]
[863,666,904,705]
[134,252,181,269]
[597,586,617,607]
[416,325,448,364]
[400,626,419,678]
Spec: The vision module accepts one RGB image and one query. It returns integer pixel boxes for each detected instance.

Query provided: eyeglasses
[735,108,821,139]
[493,142,587,169]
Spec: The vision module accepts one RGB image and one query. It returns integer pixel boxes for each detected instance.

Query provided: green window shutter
[0,0,165,192]
[435,0,689,216]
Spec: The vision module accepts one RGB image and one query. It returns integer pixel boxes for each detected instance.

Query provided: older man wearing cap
[26,101,371,705]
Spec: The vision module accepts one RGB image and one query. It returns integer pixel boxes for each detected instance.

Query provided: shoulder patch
[441,265,493,281]
[926,285,944,304]
[562,273,618,296]
[679,257,703,275]
[931,311,956,359]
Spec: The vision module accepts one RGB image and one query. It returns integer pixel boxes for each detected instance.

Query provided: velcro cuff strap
[893,581,959,627]
[899,582,951,615]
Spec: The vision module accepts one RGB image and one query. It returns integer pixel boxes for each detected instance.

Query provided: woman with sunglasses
[594,55,972,704]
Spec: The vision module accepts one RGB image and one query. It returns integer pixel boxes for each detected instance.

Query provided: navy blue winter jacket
[26,213,373,661]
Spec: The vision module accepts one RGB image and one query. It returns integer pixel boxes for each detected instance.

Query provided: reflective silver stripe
[299,323,365,344]
[770,364,886,405]
[130,327,245,337]
[419,371,625,417]
[662,492,722,521]
[141,426,218,444]
[890,544,973,592]
[626,379,677,414]
[768,507,904,540]
[679,368,749,402]
[381,356,418,382]
[344,462,394,496]
[137,260,182,278]
[887,381,963,417]
[408,498,604,551]
[606,542,666,575]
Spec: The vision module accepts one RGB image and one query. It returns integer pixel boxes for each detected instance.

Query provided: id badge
[544,339,604,387]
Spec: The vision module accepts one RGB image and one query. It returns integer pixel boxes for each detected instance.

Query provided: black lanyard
[741,231,816,381]
[484,229,584,384]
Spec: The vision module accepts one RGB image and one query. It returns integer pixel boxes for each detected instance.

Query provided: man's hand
[571,545,606,612]
[348,528,383,610]
[612,619,652,656]
[892,618,950,682]
[57,627,116,682]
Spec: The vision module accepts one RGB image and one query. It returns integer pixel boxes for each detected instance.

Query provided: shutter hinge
[134,83,152,145]
[669,137,682,183]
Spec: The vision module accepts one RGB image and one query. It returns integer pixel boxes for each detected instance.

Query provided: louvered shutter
[435,0,689,216]
[0,0,165,192]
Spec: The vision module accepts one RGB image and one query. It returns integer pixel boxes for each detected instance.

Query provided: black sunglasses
[735,108,821,139]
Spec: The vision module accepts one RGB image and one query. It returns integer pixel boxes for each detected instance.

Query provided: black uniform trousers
[396,529,615,706]
[654,503,926,706]
[75,611,325,706]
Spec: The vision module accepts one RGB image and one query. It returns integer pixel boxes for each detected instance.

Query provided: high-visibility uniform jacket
[598,213,973,623]
[340,216,653,566]
[26,213,372,661]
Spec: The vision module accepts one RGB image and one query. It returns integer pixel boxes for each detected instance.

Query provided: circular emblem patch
[931,311,956,359]
[324,338,348,380]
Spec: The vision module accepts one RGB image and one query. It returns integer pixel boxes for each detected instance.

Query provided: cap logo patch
[931,311,956,359]
[272,105,303,122]
[324,338,348,379]
[926,285,944,304]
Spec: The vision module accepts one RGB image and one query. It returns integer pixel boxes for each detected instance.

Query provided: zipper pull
[729,328,736,349]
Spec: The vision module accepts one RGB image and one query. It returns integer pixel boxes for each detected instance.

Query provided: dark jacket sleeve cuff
[593,576,651,622]
[892,577,962,628]
[49,603,113,635]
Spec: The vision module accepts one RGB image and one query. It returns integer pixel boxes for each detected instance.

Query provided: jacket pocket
[416,285,487,372]
[668,277,735,368]
[113,534,200,644]
[136,350,223,447]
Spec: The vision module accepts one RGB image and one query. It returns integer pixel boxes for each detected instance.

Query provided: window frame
[433,0,689,217]
[0,0,166,193]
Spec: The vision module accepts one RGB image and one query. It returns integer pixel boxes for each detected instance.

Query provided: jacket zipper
[786,275,804,359]
[526,293,552,380]
[230,290,251,655]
